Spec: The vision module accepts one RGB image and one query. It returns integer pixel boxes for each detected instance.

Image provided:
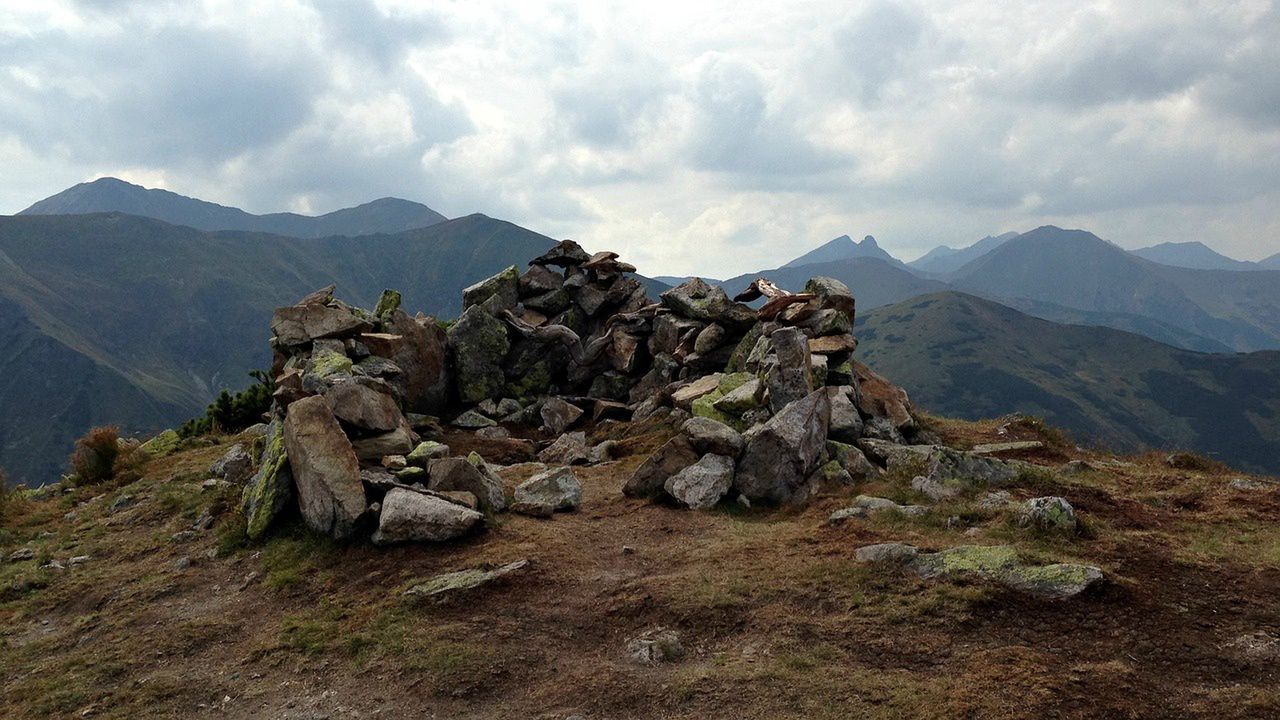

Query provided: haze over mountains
[2,177,1279,485]
[19,177,449,238]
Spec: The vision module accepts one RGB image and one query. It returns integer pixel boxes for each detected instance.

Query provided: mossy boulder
[912,545,1103,599]
[140,429,180,458]
[373,289,402,320]
[241,420,293,541]
[447,305,511,404]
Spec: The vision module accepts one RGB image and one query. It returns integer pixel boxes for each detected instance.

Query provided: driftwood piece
[758,293,816,320]
[733,278,791,303]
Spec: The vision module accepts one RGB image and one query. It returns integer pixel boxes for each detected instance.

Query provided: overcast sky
[1,0,1278,276]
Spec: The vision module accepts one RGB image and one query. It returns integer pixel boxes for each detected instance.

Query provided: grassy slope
[1,418,1277,719]
[855,292,1280,473]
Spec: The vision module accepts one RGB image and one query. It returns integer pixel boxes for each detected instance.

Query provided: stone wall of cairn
[236,240,924,545]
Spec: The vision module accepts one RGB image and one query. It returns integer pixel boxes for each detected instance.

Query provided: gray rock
[802,276,855,319]
[7,548,35,562]
[826,441,878,481]
[861,440,1022,496]
[404,559,530,599]
[476,426,511,439]
[538,432,590,465]
[210,444,254,483]
[680,417,744,457]
[660,277,754,327]
[271,303,372,347]
[588,440,619,464]
[462,265,520,313]
[520,264,564,296]
[825,386,863,442]
[378,310,450,415]
[977,490,1013,510]
[624,435,700,498]
[427,456,507,513]
[766,327,813,413]
[513,466,582,515]
[283,396,367,539]
[664,454,734,510]
[627,628,685,665]
[711,377,764,414]
[855,543,919,564]
[452,409,497,429]
[828,495,928,524]
[671,374,722,409]
[372,487,484,544]
[693,323,727,354]
[531,239,591,267]
[349,425,416,462]
[1016,496,1079,533]
[323,379,404,432]
[110,494,137,513]
[540,397,584,435]
[734,389,831,505]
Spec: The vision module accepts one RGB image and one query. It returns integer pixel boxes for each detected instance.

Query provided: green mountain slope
[855,292,1280,473]
[0,212,558,485]
[19,177,448,237]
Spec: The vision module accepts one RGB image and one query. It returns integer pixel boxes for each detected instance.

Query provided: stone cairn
[236,239,925,545]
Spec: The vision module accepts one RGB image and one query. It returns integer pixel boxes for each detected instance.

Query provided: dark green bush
[179,370,273,438]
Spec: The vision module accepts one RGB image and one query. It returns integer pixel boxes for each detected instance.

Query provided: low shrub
[69,426,122,486]
[179,370,273,438]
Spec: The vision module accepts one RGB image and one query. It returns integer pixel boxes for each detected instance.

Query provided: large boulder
[665,454,734,509]
[734,388,832,505]
[859,439,1021,497]
[826,386,863,442]
[802,276,855,321]
[282,396,367,539]
[462,265,520,313]
[1016,497,1079,534]
[540,397,584,435]
[241,420,294,541]
[911,545,1104,600]
[766,327,813,413]
[660,278,755,328]
[271,303,372,347]
[513,466,582,516]
[538,431,590,465]
[380,310,449,414]
[350,424,416,462]
[851,359,914,430]
[323,379,404,432]
[624,435,700,498]
[372,487,483,544]
[681,417,744,457]
[447,304,511,404]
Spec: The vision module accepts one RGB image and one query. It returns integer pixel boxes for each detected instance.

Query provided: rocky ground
[2,413,1278,719]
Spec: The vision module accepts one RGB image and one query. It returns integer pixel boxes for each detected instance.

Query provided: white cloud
[1,0,1279,275]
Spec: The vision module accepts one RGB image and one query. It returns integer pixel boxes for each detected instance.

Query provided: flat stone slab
[403,559,529,599]
[971,441,1044,455]
[911,545,1104,599]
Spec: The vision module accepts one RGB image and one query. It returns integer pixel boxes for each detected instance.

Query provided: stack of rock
[237,238,926,545]
[623,274,917,508]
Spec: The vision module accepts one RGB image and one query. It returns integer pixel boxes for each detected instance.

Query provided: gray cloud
[1,0,1278,274]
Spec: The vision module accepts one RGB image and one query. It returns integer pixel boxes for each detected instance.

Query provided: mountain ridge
[18,177,449,237]
[1131,241,1261,271]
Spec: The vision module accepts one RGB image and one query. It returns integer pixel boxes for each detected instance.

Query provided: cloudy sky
[1,0,1277,276]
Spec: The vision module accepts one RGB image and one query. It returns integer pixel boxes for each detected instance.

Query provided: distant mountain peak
[782,233,903,269]
[1132,240,1259,271]
[908,230,1022,275]
[19,178,447,238]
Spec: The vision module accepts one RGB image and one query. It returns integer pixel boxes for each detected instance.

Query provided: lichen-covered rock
[664,454,733,509]
[513,466,582,516]
[860,439,1021,496]
[711,377,763,414]
[404,559,529,599]
[802,276,856,320]
[373,289,402,320]
[826,440,878,481]
[734,389,831,505]
[1016,496,1079,534]
[624,435,700,498]
[241,421,293,541]
[447,304,511,404]
[140,429,180,458]
[911,545,1104,599]
[407,441,449,466]
[828,495,927,524]
[681,416,744,457]
[452,409,497,429]
[372,487,483,544]
[283,396,366,540]
[462,265,520,313]
[851,359,914,430]
[671,373,722,409]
